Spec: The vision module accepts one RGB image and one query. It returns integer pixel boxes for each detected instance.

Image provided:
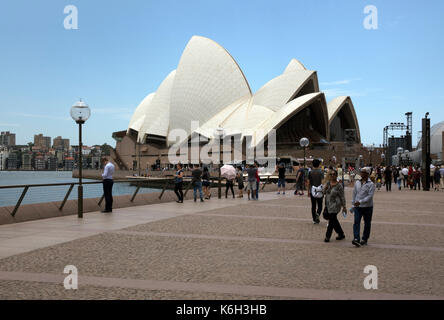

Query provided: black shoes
[101,210,112,213]
[336,234,346,241]
[352,239,361,247]
[176,200,183,203]
[200,199,204,202]
[324,238,330,243]
[360,240,368,246]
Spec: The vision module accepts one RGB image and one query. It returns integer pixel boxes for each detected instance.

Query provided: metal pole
[78,122,83,218]
[218,137,222,199]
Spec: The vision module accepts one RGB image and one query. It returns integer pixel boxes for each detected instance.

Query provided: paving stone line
[0,271,442,300]
[109,230,444,252]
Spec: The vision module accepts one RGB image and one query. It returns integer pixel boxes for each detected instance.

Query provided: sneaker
[352,239,361,247]
[324,238,330,243]
[277,192,280,195]
[200,199,204,202]
[194,198,196,202]
[360,240,367,246]
[336,234,345,241]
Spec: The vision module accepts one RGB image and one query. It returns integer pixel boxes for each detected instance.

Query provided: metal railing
[0,179,162,217]
[0,174,280,218]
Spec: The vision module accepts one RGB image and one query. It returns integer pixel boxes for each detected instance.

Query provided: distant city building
[34,134,51,150]
[0,131,16,146]
[0,150,9,170]
[6,151,18,170]
[22,153,32,170]
[64,157,74,171]
[34,157,46,170]
[53,136,70,150]
[47,157,57,170]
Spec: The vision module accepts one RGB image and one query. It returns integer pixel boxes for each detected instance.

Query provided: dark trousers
[326,212,344,239]
[414,179,421,190]
[103,179,114,211]
[353,207,373,241]
[226,181,235,198]
[386,181,391,191]
[310,195,323,221]
[174,182,183,201]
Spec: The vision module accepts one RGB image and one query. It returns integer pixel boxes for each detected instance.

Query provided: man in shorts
[276,163,286,194]
[246,164,257,200]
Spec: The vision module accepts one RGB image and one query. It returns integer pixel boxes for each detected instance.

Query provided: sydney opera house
[112,36,364,170]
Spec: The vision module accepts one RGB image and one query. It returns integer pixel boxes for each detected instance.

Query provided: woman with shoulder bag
[323,169,346,242]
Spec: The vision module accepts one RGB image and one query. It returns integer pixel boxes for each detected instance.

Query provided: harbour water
[0,171,160,207]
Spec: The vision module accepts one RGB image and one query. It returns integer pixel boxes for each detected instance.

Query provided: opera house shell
[119,35,361,167]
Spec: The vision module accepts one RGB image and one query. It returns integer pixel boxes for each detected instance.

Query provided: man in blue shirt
[101,157,115,213]
[352,167,376,247]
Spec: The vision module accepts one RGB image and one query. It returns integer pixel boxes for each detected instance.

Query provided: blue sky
[1,0,443,147]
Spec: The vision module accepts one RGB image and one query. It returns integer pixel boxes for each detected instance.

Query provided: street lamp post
[299,137,309,169]
[215,128,225,199]
[381,153,386,166]
[299,138,309,190]
[359,155,363,169]
[368,144,375,166]
[70,99,91,218]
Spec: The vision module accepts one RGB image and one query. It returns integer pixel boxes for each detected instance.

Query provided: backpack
[311,185,324,198]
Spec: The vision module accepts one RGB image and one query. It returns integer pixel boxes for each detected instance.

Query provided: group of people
[173,162,263,203]
[307,159,376,247]
[363,164,444,192]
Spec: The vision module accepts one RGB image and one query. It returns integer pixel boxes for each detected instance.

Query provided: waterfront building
[0,150,9,170]
[22,153,32,170]
[53,136,70,150]
[34,134,51,150]
[0,131,16,146]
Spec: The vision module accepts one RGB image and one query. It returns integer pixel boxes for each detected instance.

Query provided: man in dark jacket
[308,159,324,224]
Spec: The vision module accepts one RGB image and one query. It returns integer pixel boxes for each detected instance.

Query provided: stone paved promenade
[0,187,443,300]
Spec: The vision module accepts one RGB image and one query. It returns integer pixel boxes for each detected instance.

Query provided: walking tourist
[255,162,261,199]
[101,157,115,213]
[394,167,402,190]
[225,177,235,199]
[384,165,392,192]
[174,163,184,203]
[308,159,324,224]
[430,164,436,189]
[191,164,204,202]
[276,162,286,195]
[408,165,414,190]
[295,162,305,196]
[202,166,211,199]
[352,167,376,247]
[236,166,244,198]
[441,166,444,189]
[323,169,346,242]
[246,164,257,200]
[401,166,409,188]
[434,166,441,191]
[414,165,422,190]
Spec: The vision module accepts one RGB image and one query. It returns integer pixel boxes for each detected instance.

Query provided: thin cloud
[9,112,71,121]
[0,123,20,127]
[320,78,361,86]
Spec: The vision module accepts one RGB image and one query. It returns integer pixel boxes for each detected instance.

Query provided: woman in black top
[174,163,184,203]
[202,166,211,199]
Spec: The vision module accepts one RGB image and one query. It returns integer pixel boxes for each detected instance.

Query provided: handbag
[322,207,329,220]
[322,183,329,220]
